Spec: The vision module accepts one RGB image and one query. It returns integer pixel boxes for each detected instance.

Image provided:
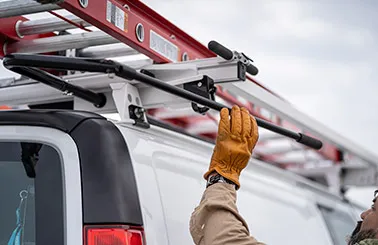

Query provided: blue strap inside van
[8,190,28,245]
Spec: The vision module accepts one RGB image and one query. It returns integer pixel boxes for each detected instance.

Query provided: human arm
[189,106,264,245]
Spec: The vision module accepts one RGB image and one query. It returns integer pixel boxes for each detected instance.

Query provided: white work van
[0,109,364,245]
[0,2,375,245]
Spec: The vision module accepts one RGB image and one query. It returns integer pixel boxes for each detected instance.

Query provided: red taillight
[84,225,144,245]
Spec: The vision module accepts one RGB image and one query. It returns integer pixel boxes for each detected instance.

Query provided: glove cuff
[204,165,240,189]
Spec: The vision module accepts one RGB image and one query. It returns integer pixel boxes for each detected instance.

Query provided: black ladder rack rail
[3,53,323,150]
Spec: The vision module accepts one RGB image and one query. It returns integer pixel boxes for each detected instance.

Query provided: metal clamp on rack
[110,82,150,128]
[124,51,248,112]
[139,69,217,115]
[183,76,216,115]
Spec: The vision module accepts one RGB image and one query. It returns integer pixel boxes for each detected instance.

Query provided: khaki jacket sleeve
[190,183,265,245]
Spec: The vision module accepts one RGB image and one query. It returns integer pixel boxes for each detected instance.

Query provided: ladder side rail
[54,0,216,63]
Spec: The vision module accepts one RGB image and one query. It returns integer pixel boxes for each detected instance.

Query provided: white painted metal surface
[0,126,83,245]
[142,56,245,84]
[111,82,147,123]
[116,121,357,245]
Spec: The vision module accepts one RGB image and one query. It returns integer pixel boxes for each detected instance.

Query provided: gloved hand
[204,105,259,189]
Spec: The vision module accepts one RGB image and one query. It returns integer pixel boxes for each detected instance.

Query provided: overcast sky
[140,0,378,158]
[0,0,377,206]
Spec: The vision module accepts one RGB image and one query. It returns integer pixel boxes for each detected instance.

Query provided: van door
[0,125,83,245]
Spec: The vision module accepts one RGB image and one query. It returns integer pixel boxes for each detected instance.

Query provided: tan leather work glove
[204,105,259,189]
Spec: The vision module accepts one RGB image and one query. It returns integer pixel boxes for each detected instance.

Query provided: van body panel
[0,110,362,245]
[117,122,358,245]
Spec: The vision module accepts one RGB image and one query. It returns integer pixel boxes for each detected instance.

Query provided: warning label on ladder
[106,0,128,32]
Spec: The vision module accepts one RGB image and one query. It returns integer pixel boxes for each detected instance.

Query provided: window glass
[237,190,333,245]
[319,205,356,245]
[0,142,63,245]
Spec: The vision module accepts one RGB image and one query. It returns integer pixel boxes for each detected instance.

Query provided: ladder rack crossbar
[3,53,323,150]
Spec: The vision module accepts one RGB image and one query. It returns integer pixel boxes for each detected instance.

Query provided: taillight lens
[84,225,144,245]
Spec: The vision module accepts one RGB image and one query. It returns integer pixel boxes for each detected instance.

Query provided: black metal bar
[4,54,117,73]
[208,40,259,76]
[3,54,322,150]
[9,66,106,108]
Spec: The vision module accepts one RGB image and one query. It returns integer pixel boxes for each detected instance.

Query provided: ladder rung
[78,43,139,59]
[5,31,118,54]
[17,14,90,36]
[0,0,60,18]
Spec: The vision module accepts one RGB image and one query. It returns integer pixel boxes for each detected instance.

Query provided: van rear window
[319,205,356,245]
[0,141,63,245]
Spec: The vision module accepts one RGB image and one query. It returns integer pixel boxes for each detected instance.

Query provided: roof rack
[1,0,377,194]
